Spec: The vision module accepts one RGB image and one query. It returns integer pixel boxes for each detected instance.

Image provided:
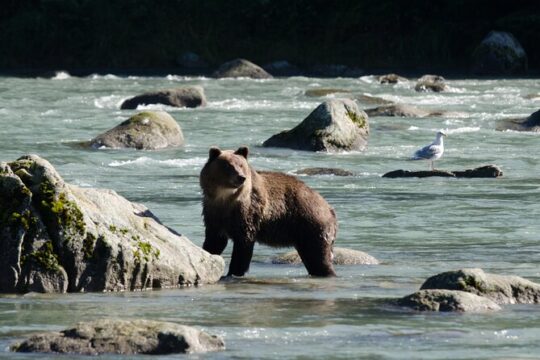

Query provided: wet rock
[272,247,379,265]
[263,99,369,152]
[377,73,408,84]
[496,109,540,133]
[12,319,225,355]
[420,268,540,304]
[89,111,184,150]
[213,58,273,79]
[263,60,301,77]
[398,289,501,312]
[523,93,540,100]
[120,86,207,109]
[295,168,354,176]
[382,165,503,178]
[364,104,443,118]
[352,94,393,106]
[304,88,351,97]
[472,31,528,75]
[414,75,448,92]
[0,155,224,293]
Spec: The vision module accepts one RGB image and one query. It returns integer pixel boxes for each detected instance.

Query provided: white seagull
[412,130,447,170]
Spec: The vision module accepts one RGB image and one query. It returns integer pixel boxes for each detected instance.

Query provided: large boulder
[364,104,442,118]
[472,31,528,75]
[398,289,501,312]
[420,268,540,304]
[213,58,273,79]
[89,111,184,150]
[272,247,378,265]
[120,86,207,109]
[414,75,448,92]
[263,99,369,152]
[496,109,540,132]
[0,155,224,293]
[12,319,225,355]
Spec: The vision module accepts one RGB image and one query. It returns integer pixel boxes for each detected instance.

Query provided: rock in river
[120,86,207,109]
[89,111,184,150]
[398,289,501,312]
[364,104,443,118]
[0,155,224,293]
[382,165,503,179]
[420,268,540,304]
[263,99,369,152]
[377,73,408,84]
[12,319,225,355]
[414,74,448,92]
[213,58,273,79]
[272,247,379,265]
[496,109,540,133]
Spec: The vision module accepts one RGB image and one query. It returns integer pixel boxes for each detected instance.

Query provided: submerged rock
[414,75,448,92]
[0,155,224,293]
[496,109,540,132]
[420,268,540,304]
[120,86,207,109]
[304,88,351,97]
[263,99,369,152]
[377,73,408,84]
[398,289,501,312]
[472,31,528,75]
[213,58,273,79]
[272,247,379,265]
[382,165,503,179]
[295,168,354,176]
[12,319,225,355]
[89,111,184,150]
[364,104,443,118]
[352,94,393,106]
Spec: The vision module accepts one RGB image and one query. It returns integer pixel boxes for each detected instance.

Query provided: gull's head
[437,130,447,137]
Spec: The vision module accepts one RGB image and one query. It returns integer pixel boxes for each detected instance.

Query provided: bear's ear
[235,146,249,159]
[208,147,222,161]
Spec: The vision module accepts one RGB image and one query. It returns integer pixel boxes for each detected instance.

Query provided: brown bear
[200,146,337,277]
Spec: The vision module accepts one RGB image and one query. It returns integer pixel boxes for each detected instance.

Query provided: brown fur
[200,146,337,277]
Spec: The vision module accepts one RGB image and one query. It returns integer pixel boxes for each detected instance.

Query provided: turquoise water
[0,73,539,359]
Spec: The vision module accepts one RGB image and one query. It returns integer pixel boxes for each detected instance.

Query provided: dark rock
[272,247,378,265]
[472,31,528,75]
[263,99,369,152]
[309,64,363,78]
[89,111,184,150]
[213,58,273,79]
[304,88,351,97]
[0,155,224,293]
[398,289,501,312]
[496,109,540,132]
[176,52,208,69]
[295,168,354,176]
[120,86,206,109]
[414,75,448,92]
[377,73,408,84]
[263,60,301,77]
[383,165,502,178]
[420,268,540,304]
[364,104,442,118]
[12,319,225,355]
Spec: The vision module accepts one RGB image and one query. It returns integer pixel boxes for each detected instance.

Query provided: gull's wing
[412,144,443,160]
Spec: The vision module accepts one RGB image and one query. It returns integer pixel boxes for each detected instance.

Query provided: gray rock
[352,94,393,106]
[420,268,540,304]
[364,104,443,118]
[263,99,369,152]
[12,319,225,355]
[304,88,351,97]
[272,247,379,265]
[398,289,501,312]
[121,86,207,109]
[523,93,540,100]
[472,31,528,75]
[213,58,273,79]
[89,111,184,150]
[377,73,408,84]
[295,168,354,176]
[414,75,448,92]
[496,109,540,132]
[382,165,503,179]
[0,155,224,293]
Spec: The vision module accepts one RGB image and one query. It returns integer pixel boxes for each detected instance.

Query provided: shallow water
[0,73,539,359]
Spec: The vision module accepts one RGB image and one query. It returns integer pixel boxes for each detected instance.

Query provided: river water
[0,73,539,359]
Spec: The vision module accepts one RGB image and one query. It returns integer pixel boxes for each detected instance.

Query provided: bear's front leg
[227,240,255,277]
[202,227,228,255]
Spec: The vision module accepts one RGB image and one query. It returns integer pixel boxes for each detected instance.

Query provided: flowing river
[0,73,539,359]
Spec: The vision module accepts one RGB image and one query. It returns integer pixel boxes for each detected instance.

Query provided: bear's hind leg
[295,241,336,277]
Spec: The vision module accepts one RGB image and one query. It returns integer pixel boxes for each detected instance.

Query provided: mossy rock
[89,111,184,150]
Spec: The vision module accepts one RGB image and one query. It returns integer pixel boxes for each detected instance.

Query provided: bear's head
[200,146,251,201]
